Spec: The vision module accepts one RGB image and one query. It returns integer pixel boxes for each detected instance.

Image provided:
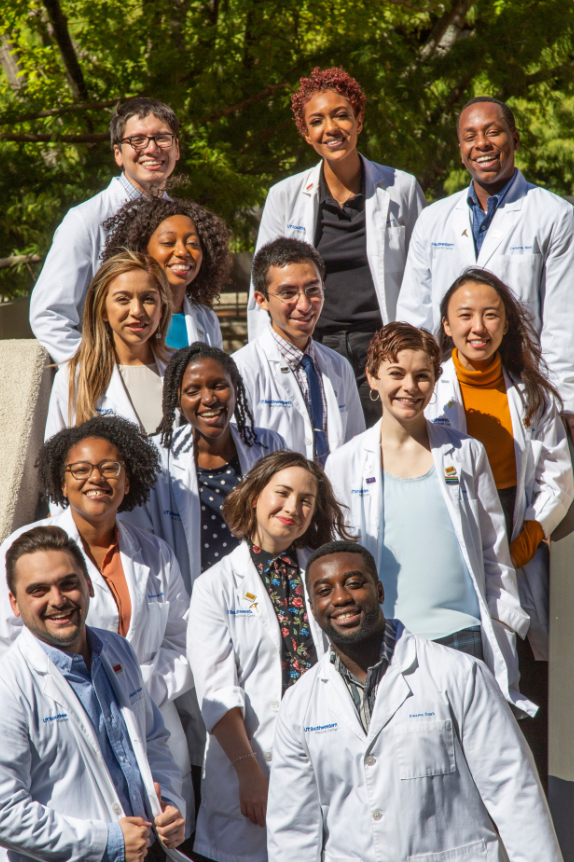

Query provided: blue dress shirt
[466,168,517,255]
[38,628,150,862]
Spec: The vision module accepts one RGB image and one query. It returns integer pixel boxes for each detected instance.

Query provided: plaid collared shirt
[330,618,397,732]
[117,172,143,201]
[271,329,328,442]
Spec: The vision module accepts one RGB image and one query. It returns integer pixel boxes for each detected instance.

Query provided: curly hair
[156,343,258,450]
[366,322,442,381]
[102,197,232,308]
[439,268,561,423]
[222,451,356,550]
[291,67,367,138]
[39,416,160,512]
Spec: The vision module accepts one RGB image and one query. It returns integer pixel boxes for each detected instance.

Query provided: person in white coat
[0,416,195,835]
[102,197,231,350]
[428,267,574,783]
[325,322,534,716]
[188,450,354,862]
[30,97,180,364]
[249,67,426,425]
[234,238,364,465]
[266,542,562,862]
[0,524,188,862]
[397,96,574,424]
[45,251,172,441]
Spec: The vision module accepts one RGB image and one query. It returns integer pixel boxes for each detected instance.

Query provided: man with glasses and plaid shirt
[30,97,180,365]
[233,238,365,465]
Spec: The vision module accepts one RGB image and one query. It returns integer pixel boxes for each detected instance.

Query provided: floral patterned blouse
[249,540,318,694]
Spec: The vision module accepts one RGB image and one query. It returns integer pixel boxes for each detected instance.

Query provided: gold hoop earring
[369,389,380,402]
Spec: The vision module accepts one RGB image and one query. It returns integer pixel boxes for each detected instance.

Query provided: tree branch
[0,97,136,127]
[0,253,42,271]
[41,0,89,101]
[419,0,474,60]
[0,132,108,143]
[207,83,292,122]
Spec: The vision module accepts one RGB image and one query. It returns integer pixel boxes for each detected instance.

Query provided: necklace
[334,188,356,206]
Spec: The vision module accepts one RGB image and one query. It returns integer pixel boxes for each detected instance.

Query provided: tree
[1,0,574,296]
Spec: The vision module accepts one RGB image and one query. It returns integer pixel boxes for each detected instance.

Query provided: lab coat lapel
[435,359,467,431]
[232,542,282,656]
[106,364,141,425]
[299,163,322,243]
[362,423,383,553]
[169,426,198,572]
[54,509,111,602]
[117,522,148,640]
[322,656,367,742]
[316,350,344,451]
[364,157,391,321]
[183,295,201,344]
[261,328,309,425]
[477,171,525,268]
[451,197,476,262]
[427,422,466,547]
[367,627,415,742]
[505,372,529,536]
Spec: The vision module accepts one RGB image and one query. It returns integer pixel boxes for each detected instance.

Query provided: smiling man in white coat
[29,97,180,365]
[0,525,188,862]
[233,238,365,465]
[267,541,562,862]
[397,96,574,426]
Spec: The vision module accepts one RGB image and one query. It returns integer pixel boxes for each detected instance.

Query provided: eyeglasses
[268,285,324,305]
[64,460,125,480]
[119,134,176,150]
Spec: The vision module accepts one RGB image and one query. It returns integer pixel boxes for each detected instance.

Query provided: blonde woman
[45,250,172,439]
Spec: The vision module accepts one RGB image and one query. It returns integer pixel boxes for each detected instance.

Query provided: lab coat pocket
[407,838,488,860]
[144,601,170,659]
[394,719,456,779]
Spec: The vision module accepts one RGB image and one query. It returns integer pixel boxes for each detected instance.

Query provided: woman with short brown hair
[188,450,352,862]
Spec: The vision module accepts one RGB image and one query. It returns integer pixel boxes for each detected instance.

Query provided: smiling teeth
[200,410,223,417]
[335,612,354,620]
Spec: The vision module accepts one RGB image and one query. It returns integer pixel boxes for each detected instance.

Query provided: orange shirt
[452,349,517,489]
[100,527,132,637]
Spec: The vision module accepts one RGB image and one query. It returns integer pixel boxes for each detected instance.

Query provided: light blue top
[380,464,481,640]
[166,312,189,350]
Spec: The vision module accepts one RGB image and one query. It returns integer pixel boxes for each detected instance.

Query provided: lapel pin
[461,229,468,237]
[113,663,123,675]
[280,366,290,373]
[366,477,376,484]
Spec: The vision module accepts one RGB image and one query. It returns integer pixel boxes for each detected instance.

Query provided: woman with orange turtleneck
[427,266,574,787]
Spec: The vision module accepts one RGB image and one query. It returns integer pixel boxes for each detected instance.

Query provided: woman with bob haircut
[103,196,231,350]
[430,267,574,782]
[187,450,353,862]
[325,321,534,718]
[0,415,195,828]
[247,66,425,426]
[45,250,173,440]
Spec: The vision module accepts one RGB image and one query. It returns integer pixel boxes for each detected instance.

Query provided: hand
[234,757,269,827]
[154,783,186,849]
[119,816,152,862]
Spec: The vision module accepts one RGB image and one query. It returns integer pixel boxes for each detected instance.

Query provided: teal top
[166,313,188,350]
[379,464,481,640]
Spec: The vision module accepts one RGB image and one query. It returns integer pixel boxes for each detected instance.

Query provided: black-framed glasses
[119,134,176,150]
[64,460,125,480]
[268,285,324,305]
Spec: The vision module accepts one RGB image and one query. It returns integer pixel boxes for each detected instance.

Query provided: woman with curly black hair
[122,343,286,594]
[0,415,195,829]
[103,196,231,350]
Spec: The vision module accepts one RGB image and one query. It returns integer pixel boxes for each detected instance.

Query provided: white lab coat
[267,624,561,862]
[247,155,426,340]
[426,357,574,660]
[45,354,169,441]
[0,626,188,862]
[396,170,574,411]
[182,294,223,349]
[120,422,286,595]
[188,541,328,862]
[0,508,194,826]
[233,326,365,460]
[325,420,535,716]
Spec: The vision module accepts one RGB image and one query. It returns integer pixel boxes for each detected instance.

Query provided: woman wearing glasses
[103,196,231,351]
[0,415,195,829]
[45,250,172,440]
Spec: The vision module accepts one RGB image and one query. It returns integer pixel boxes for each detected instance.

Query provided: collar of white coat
[360,415,463,469]
[260,324,319,366]
[454,168,526,213]
[159,421,249,471]
[301,154,387,198]
[52,506,144,566]
[228,539,310,584]
[319,621,416,681]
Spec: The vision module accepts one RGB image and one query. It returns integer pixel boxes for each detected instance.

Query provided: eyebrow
[156,228,199,237]
[274,279,321,290]
[312,569,367,586]
[25,574,79,593]
[455,304,501,312]
[274,483,317,496]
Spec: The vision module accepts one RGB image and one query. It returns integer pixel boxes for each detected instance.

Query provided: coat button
[365,755,376,766]
[304,437,312,446]
[264,751,272,762]
[107,624,116,632]
[271,699,280,709]
[372,809,383,821]
[112,803,121,814]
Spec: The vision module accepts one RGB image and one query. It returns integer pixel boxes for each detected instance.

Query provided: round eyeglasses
[64,460,125,480]
[119,134,176,150]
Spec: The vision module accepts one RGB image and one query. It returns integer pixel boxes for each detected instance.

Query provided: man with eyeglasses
[233,238,365,465]
[30,97,180,365]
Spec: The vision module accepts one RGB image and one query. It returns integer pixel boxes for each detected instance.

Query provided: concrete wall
[0,341,52,543]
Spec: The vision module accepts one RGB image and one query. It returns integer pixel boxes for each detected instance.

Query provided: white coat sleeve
[267,689,322,862]
[527,401,574,536]
[143,695,186,817]
[247,187,286,341]
[44,366,72,441]
[139,547,193,709]
[187,575,245,732]
[471,442,530,638]
[29,211,95,365]
[0,682,109,862]
[341,361,367,442]
[395,210,436,330]
[456,659,561,861]
[539,204,574,413]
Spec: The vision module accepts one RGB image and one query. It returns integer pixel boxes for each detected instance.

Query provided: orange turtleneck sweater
[452,349,544,569]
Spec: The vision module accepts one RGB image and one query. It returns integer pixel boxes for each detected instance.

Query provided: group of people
[0,64,572,861]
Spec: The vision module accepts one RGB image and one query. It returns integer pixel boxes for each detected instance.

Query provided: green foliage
[1,0,574,295]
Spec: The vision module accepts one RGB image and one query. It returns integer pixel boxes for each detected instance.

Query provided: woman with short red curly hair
[247,67,426,427]
[325,321,536,718]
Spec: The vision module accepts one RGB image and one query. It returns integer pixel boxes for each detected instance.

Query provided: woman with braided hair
[103,196,231,350]
[122,343,286,594]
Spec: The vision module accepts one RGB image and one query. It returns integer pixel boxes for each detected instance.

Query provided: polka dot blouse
[197,455,242,572]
